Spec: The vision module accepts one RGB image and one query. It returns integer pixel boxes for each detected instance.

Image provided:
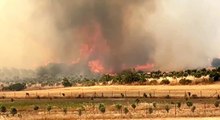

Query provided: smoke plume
[0,0,220,73]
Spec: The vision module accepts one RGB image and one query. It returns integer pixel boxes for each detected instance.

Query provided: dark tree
[3,83,26,91]
[62,78,72,87]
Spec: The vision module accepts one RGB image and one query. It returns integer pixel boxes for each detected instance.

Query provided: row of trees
[2,67,220,90]
[98,67,220,84]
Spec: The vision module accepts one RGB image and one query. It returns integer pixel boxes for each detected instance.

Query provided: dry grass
[1,84,220,98]
[1,85,220,119]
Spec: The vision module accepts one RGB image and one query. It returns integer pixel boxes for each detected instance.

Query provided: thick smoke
[44,0,156,72]
[147,1,220,70]
[0,0,220,73]
[212,58,220,68]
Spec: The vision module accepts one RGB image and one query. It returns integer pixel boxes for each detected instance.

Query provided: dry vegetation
[1,85,220,119]
[1,84,220,98]
[1,68,220,119]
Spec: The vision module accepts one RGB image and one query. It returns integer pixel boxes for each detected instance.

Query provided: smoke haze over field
[0,0,220,73]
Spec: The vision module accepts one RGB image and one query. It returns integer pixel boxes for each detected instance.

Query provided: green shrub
[62,78,72,87]
[99,103,105,113]
[33,105,39,111]
[131,103,136,109]
[160,79,170,85]
[99,106,105,113]
[148,107,153,114]
[3,83,26,91]
[214,101,220,107]
[115,104,122,111]
[124,107,129,114]
[82,80,96,86]
[165,105,170,113]
[47,105,52,112]
[0,105,6,113]
[179,79,192,85]
[186,101,193,107]
[135,99,140,104]
[10,107,17,116]
[177,102,181,109]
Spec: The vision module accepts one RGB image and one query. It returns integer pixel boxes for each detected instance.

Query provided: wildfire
[71,21,111,73]
[135,63,154,71]
[70,21,154,74]
[88,59,104,73]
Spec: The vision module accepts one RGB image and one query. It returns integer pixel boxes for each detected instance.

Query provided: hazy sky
[0,0,220,71]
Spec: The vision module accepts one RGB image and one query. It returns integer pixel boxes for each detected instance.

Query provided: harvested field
[0,85,220,99]
[1,85,220,119]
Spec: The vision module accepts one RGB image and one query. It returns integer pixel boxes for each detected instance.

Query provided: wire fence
[0,89,219,99]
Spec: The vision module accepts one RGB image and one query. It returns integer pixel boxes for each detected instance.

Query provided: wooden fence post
[154,90,156,97]
[204,102,206,117]
[174,104,176,117]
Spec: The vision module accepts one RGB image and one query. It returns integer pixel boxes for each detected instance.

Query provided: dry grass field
[1,85,220,119]
[1,84,220,98]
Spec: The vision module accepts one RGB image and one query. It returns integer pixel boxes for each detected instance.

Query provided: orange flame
[88,59,104,73]
[71,21,154,73]
[135,63,154,71]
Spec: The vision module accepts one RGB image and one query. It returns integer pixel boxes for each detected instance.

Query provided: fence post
[154,90,156,97]
[174,103,176,117]
[204,102,206,117]
[94,92,96,98]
